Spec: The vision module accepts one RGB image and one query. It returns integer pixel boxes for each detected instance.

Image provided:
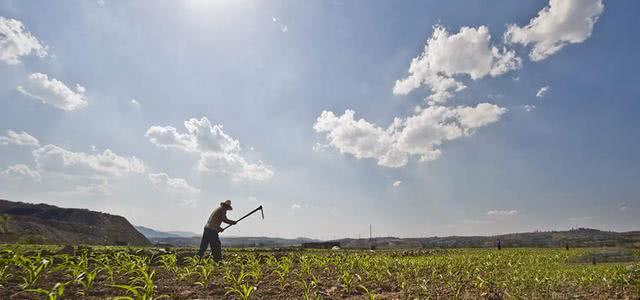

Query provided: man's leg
[210,231,223,262]
[197,228,211,258]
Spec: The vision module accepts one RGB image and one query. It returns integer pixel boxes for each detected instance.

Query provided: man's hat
[220,199,233,210]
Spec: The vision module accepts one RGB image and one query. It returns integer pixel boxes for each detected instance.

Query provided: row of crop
[0,247,638,299]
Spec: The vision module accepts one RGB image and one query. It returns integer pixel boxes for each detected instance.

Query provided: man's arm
[222,212,237,225]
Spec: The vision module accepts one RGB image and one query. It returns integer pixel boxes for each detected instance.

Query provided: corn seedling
[340,271,356,294]
[359,284,378,300]
[273,256,293,288]
[25,282,67,300]
[75,270,99,295]
[0,245,637,299]
[225,268,249,288]
[247,257,262,282]
[0,264,12,288]
[274,268,288,289]
[194,263,215,287]
[225,283,257,300]
[15,255,51,289]
[59,254,89,280]
[158,254,178,274]
[112,266,169,300]
[298,277,318,300]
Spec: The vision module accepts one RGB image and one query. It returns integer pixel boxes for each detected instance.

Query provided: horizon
[133,223,640,240]
[137,223,640,241]
[1,0,639,240]
[4,197,637,240]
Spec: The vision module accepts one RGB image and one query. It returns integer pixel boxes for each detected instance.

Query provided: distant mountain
[140,227,640,249]
[135,226,177,238]
[0,199,150,246]
[337,228,640,249]
[150,235,322,248]
[166,230,199,238]
[134,226,197,239]
[136,225,321,247]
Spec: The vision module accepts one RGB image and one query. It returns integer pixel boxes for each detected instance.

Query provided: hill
[138,225,640,249]
[337,228,640,249]
[166,230,199,238]
[0,199,150,246]
[133,226,198,239]
[149,236,321,248]
[135,225,183,238]
[136,225,319,247]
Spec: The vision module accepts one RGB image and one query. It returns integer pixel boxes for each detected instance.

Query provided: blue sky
[0,0,638,239]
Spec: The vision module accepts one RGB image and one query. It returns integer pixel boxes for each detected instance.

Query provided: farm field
[1,245,639,299]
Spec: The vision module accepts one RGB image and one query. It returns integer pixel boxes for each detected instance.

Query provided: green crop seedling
[0,245,638,299]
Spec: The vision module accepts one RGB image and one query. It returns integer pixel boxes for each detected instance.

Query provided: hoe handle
[223,205,263,229]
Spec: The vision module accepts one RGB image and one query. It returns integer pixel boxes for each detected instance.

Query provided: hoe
[223,205,264,230]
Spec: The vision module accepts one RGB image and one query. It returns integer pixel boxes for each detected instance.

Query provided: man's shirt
[205,206,232,231]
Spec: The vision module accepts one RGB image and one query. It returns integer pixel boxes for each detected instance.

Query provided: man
[198,200,237,261]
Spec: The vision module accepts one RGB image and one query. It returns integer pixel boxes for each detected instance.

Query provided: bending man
[198,200,237,261]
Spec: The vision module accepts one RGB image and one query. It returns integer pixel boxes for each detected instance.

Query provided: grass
[0,245,638,299]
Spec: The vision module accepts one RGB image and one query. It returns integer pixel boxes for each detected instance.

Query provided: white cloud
[130,99,141,109]
[66,181,112,197]
[148,172,200,194]
[17,73,88,111]
[487,210,518,216]
[505,0,604,61]
[145,126,192,151]
[32,144,145,178]
[524,104,536,112]
[394,25,521,104]
[312,142,331,152]
[536,86,550,98]
[272,16,288,33]
[291,203,301,209]
[392,180,402,187]
[0,164,41,181]
[146,117,273,182]
[198,152,273,182]
[314,110,407,167]
[0,17,48,64]
[0,130,40,147]
[314,103,506,168]
[619,206,630,212]
[146,117,239,153]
